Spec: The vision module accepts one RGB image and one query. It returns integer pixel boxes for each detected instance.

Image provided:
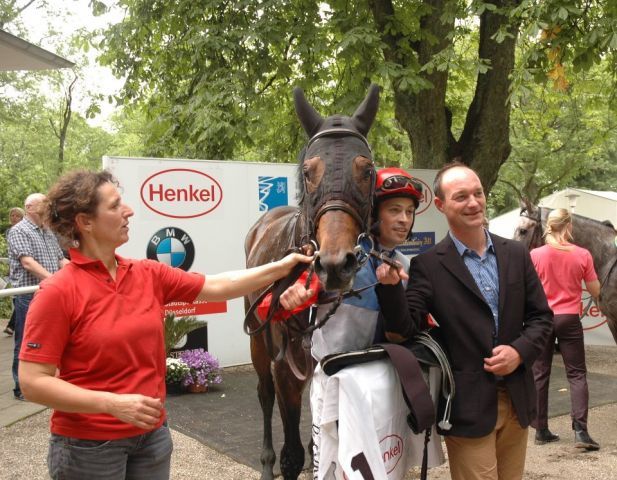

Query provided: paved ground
[1,332,616,479]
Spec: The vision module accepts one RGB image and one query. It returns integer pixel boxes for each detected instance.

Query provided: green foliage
[163,312,205,355]
[489,62,617,216]
[0,234,10,320]
[93,0,617,192]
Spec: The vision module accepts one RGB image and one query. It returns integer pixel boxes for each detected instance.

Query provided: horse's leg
[273,360,307,480]
[251,335,276,480]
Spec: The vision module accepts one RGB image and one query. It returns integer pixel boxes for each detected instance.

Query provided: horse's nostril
[342,252,358,276]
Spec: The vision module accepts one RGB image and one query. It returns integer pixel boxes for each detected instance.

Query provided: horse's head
[294,85,379,291]
[513,200,544,250]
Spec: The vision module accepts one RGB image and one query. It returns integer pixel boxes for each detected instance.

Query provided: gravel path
[1,345,615,480]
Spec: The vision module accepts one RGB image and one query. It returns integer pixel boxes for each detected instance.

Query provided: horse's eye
[519,229,527,235]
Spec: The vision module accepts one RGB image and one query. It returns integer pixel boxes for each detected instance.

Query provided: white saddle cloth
[310,359,445,480]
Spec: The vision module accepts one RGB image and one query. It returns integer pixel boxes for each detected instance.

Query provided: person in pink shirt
[530,208,601,450]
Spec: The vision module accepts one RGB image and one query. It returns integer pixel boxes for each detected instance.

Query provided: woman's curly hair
[44,170,119,243]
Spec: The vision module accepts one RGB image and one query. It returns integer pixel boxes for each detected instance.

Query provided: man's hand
[280,283,314,311]
[483,345,522,376]
[375,261,409,285]
[106,393,164,430]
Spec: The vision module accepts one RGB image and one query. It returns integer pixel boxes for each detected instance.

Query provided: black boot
[535,428,560,445]
[573,422,600,451]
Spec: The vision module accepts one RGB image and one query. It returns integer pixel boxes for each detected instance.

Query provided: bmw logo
[146,227,195,271]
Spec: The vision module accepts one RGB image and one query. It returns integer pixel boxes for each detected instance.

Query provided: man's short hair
[433,161,474,200]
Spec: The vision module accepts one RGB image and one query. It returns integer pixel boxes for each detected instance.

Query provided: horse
[244,85,380,480]
[513,202,617,345]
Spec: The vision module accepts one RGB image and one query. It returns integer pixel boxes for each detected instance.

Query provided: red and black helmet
[374,167,423,208]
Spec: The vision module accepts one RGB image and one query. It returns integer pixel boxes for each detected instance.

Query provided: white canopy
[0,29,73,71]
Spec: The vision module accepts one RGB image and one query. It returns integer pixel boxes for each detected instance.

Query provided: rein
[243,225,403,380]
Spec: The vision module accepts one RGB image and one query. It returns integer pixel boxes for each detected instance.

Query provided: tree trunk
[369,0,453,170]
[370,0,521,194]
[458,0,521,192]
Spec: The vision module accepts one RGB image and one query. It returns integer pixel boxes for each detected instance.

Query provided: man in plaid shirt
[7,193,68,401]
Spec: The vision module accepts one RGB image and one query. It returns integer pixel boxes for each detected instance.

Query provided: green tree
[489,63,617,216]
[94,0,617,193]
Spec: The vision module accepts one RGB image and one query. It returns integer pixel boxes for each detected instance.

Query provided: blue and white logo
[146,227,195,271]
[258,176,288,211]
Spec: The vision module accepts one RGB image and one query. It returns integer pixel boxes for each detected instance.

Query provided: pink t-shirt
[530,244,597,315]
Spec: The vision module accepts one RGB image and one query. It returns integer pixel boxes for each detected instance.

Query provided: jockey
[260,167,444,480]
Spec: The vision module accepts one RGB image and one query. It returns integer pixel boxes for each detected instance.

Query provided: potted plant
[165,357,190,395]
[164,313,205,354]
[179,348,222,393]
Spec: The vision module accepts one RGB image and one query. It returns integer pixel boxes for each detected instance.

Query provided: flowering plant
[178,348,222,388]
[165,357,190,384]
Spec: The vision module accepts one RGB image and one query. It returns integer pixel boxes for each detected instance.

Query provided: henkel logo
[140,169,223,219]
[380,434,403,474]
[415,178,433,216]
[580,286,607,331]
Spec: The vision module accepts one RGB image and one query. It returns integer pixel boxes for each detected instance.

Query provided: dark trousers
[532,313,589,430]
[13,293,33,397]
[7,299,16,329]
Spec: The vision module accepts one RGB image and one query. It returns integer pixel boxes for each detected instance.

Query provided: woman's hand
[277,252,314,276]
[376,261,409,285]
[105,393,164,430]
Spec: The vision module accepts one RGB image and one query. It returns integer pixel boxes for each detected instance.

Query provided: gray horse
[514,202,617,345]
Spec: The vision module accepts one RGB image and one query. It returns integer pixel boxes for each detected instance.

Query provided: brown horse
[244,85,379,480]
[514,202,617,345]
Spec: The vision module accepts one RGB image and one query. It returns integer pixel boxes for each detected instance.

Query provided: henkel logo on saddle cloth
[140,168,223,218]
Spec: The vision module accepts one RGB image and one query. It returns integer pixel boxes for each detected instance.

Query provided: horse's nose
[314,251,358,291]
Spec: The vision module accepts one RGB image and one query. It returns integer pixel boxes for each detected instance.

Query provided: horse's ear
[293,87,323,138]
[351,84,380,136]
[520,197,533,213]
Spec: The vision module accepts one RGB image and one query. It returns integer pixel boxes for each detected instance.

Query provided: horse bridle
[301,126,376,255]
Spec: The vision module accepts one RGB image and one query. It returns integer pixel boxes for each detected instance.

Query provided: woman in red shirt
[530,208,601,450]
[18,170,311,480]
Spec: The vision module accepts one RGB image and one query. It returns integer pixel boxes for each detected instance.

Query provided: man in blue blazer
[378,162,552,480]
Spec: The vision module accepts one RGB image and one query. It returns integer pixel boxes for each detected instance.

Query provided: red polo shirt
[20,249,204,440]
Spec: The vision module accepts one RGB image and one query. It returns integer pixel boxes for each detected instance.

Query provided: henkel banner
[103,156,446,366]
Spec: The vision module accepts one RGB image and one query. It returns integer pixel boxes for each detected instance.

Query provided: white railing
[0,285,39,298]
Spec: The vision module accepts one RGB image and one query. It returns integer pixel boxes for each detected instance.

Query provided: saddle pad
[310,361,445,480]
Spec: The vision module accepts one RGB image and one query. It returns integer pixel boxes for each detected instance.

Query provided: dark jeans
[48,423,173,480]
[533,313,589,430]
[13,293,33,397]
[7,299,16,329]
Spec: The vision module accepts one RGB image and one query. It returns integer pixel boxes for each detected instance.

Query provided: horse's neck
[570,218,616,275]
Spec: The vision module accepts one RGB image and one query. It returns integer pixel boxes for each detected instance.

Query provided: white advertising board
[103,156,447,366]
